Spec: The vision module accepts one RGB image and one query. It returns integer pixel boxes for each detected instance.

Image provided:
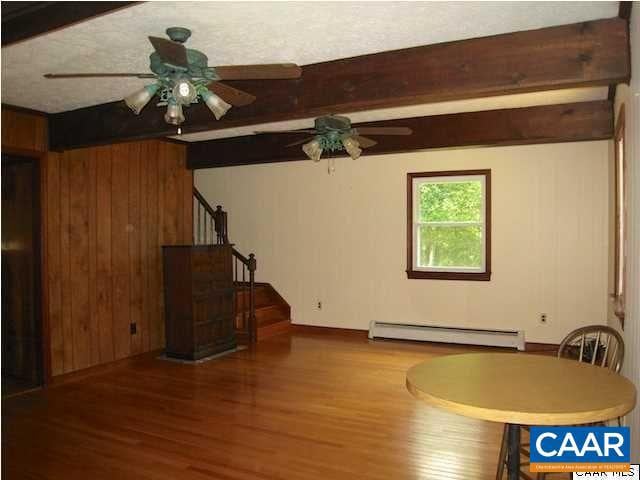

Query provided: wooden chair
[495,325,625,480]
[557,325,624,373]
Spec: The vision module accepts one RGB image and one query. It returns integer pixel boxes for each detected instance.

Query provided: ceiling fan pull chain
[327,158,336,175]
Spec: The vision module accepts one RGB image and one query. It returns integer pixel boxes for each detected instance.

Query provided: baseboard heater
[368,321,525,351]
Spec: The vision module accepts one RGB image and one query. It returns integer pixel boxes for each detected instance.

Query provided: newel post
[248,253,257,343]
[213,205,229,245]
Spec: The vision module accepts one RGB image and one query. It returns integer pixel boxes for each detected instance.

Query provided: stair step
[233,282,291,343]
[257,318,291,341]
[256,304,290,327]
[235,285,277,311]
[235,303,289,327]
[238,296,275,311]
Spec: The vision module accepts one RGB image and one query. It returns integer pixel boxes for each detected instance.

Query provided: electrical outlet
[540,313,547,324]
[130,322,137,334]
[317,301,322,310]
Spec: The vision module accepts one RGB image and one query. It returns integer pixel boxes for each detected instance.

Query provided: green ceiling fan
[44,27,302,128]
[256,115,413,161]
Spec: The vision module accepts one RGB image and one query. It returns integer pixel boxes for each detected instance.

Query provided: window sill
[406,270,491,281]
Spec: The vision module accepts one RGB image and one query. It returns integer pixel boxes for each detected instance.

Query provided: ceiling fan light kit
[44,27,302,129]
[172,79,198,105]
[200,88,232,120]
[302,139,323,162]
[124,84,160,115]
[341,136,362,160]
[298,116,363,162]
[164,99,185,125]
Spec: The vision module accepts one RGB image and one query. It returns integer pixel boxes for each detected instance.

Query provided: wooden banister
[192,187,256,343]
[193,187,215,216]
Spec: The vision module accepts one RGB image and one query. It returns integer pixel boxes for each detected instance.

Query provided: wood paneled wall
[2,107,48,152]
[2,106,193,377]
[45,141,191,375]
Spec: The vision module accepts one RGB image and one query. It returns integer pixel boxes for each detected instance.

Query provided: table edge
[406,376,636,426]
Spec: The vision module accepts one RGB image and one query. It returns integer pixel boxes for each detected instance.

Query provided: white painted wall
[610,4,640,463]
[196,141,609,345]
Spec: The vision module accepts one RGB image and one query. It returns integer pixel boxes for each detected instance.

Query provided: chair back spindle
[557,325,625,373]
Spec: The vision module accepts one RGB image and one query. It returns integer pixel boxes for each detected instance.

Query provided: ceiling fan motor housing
[314,115,356,151]
[150,47,213,79]
[315,115,351,133]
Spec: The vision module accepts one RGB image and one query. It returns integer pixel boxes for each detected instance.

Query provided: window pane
[418,225,483,269]
[419,180,482,222]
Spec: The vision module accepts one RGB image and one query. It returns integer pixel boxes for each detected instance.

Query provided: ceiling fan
[256,115,412,162]
[44,27,302,128]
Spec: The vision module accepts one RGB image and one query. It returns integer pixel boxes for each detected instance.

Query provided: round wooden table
[406,353,637,480]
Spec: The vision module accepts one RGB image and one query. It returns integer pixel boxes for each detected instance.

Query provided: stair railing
[193,187,221,245]
[230,250,257,344]
[193,187,257,343]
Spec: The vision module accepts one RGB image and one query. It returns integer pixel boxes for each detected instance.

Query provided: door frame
[2,146,51,386]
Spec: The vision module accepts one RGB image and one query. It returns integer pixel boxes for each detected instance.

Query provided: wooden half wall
[2,107,193,377]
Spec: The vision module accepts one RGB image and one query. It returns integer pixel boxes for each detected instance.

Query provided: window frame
[406,169,491,281]
[613,105,626,326]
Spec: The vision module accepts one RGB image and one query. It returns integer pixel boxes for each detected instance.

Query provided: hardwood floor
[3,328,508,480]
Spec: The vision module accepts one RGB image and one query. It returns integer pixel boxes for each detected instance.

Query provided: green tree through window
[418,181,483,268]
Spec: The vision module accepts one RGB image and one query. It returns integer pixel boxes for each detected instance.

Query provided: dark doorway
[1,154,43,395]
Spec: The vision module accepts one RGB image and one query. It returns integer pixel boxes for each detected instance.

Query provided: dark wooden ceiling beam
[607,1,633,100]
[618,1,633,20]
[1,2,140,47]
[49,17,628,151]
[187,100,613,169]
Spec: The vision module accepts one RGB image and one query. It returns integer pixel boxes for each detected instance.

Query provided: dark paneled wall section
[2,108,193,376]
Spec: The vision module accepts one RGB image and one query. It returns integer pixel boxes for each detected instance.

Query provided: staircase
[236,282,292,341]
[193,188,291,343]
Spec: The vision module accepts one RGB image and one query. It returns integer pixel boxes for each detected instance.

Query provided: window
[613,105,626,325]
[406,169,491,280]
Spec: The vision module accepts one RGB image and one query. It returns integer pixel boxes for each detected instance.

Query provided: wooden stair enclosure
[236,283,291,341]
[193,188,291,343]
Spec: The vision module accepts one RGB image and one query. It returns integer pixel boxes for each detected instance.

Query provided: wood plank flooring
[3,328,509,480]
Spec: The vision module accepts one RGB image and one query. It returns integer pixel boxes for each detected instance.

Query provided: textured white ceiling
[1,1,617,115]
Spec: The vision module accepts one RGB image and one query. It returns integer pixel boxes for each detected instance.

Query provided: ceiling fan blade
[355,127,413,136]
[215,63,302,80]
[209,82,256,107]
[353,135,378,148]
[254,129,317,134]
[44,73,156,79]
[285,137,315,147]
[149,36,189,69]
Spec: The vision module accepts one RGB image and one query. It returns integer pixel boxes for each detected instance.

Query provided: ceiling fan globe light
[172,79,197,105]
[342,136,362,160]
[202,91,231,120]
[124,84,159,115]
[164,100,185,125]
[302,139,323,162]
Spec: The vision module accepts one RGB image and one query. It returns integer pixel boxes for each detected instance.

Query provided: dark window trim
[406,169,491,281]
